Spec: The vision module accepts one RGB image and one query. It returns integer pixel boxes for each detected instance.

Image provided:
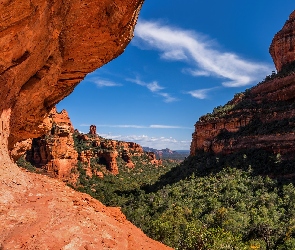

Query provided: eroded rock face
[0,0,144,150]
[122,150,135,169]
[25,121,163,177]
[104,150,119,174]
[190,77,295,157]
[270,10,295,71]
[0,1,172,249]
[89,125,97,135]
[147,152,163,166]
[75,126,161,175]
[191,10,295,158]
[9,138,33,162]
[25,107,78,181]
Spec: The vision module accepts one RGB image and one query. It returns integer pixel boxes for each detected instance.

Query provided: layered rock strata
[0,0,171,249]
[191,10,295,158]
[1,0,144,150]
[25,121,163,178]
[26,107,78,181]
[270,10,295,71]
[89,125,97,135]
[75,128,162,175]
[190,77,295,157]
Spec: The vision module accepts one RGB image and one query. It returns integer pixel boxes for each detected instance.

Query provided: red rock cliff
[190,10,295,159]
[22,121,164,178]
[0,1,171,249]
[1,0,144,150]
[73,127,162,175]
[270,10,295,71]
[26,107,78,181]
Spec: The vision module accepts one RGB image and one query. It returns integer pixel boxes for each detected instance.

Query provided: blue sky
[57,1,295,150]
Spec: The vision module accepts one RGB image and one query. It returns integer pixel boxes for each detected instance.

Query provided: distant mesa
[143,147,189,160]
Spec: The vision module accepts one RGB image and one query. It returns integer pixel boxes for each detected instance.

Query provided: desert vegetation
[16,131,295,249]
[68,138,295,250]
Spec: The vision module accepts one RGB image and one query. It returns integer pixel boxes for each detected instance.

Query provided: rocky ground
[0,162,171,249]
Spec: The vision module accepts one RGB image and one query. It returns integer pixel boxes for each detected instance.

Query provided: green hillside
[16,122,295,249]
[71,143,295,249]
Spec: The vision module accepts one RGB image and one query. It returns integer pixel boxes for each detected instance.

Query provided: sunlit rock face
[0,167,172,250]
[0,0,144,152]
[24,108,78,181]
[190,76,295,157]
[270,10,295,71]
[0,0,172,249]
[191,10,295,158]
[22,120,163,178]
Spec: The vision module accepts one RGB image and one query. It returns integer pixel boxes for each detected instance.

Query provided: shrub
[16,156,36,172]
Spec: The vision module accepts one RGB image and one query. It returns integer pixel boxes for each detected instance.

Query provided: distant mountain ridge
[143,147,189,160]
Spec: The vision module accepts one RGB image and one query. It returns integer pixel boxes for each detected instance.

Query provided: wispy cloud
[149,124,191,129]
[158,93,178,103]
[187,88,216,99]
[129,78,164,92]
[134,20,272,87]
[80,124,91,127]
[99,133,191,150]
[147,82,164,92]
[82,124,191,129]
[98,125,146,129]
[183,68,211,77]
[126,77,178,103]
[90,77,122,87]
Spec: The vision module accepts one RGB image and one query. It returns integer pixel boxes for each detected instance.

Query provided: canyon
[21,107,162,180]
[190,10,295,160]
[2,0,295,248]
[0,0,171,249]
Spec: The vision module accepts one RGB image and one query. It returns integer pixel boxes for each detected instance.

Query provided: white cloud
[127,77,147,87]
[85,124,191,129]
[127,77,164,92]
[161,49,188,61]
[147,81,164,92]
[183,68,211,77]
[91,78,122,87]
[158,92,178,103]
[98,125,146,129]
[187,88,215,99]
[99,133,191,150]
[134,20,272,87]
[150,124,191,129]
[126,77,178,103]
